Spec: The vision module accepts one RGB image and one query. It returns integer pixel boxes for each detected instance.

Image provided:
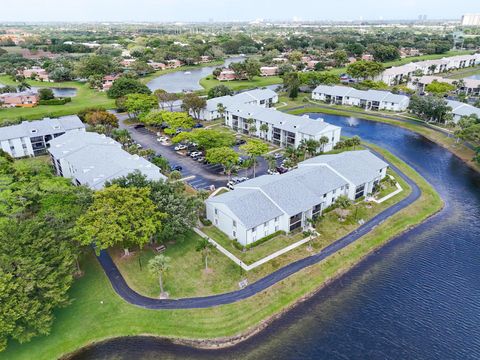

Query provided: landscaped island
[0,142,442,360]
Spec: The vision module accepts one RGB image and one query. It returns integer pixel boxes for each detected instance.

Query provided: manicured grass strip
[1,145,442,360]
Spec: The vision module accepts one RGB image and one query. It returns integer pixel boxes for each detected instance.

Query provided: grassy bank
[199,75,282,92]
[287,104,480,173]
[0,75,114,123]
[0,144,442,360]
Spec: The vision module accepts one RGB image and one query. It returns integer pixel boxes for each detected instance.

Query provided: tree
[408,95,452,123]
[425,80,455,97]
[369,44,400,62]
[332,50,348,67]
[148,255,171,297]
[0,84,17,94]
[283,72,300,99]
[17,81,31,92]
[124,93,158,118]
[216,102,227,119]
[38,88,54,100]
[350,135,361,150]
[173,129,235,149]
[141,110,195,135]
[208,84,233,99]
[196,237,215,271]
[302,139,320,159]
[318,136,329,152]
[181,93,206,119]
[240,139,269,177]
[75,54,118,78]
[155,90,179,111]
[74,185,162,256]
[244,59,261,80]
[259,123,269,139]
[299,72,340,87]
[346,60,384,80]
[206,147,239,179]
[107,172,201,242]
[107,77,151,99]
[84,110,119,135]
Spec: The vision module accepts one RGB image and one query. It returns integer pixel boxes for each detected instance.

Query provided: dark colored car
[134,124,145,129]
[235,138,246,145]
[193,123,204,128]
[276,166,288,174]
[170,165,183,172]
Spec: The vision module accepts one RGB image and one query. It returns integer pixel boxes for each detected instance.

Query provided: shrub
[39,97,71,105]
[200,218,212,226]
[243,230,286,250]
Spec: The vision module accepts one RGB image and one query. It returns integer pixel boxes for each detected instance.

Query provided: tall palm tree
[259,123,269,139]
[148,255,171,298]
[304,139,320,159]
[245,118,254,135]
[351,135,361,150]
[196,237,215,270]
[216,102,227,120]
[318,136,329,153]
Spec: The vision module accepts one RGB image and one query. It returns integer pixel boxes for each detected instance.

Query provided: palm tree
[318,136,329,153]
[216,102,227,120]
[259,123,269,139]
[148,254,171,298]
[284,146,301,165]
[245,118,255,136]
[17,81,31,92]
[304,139,320,159]
[428,64,437,75]
[351,135,361,150]
[248,124,257,137]
[264,154,276,171]
[196,237,215,270]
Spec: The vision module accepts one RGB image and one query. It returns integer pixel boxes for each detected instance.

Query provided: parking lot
[117,116,270,190]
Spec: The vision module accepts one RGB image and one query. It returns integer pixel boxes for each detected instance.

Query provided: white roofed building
[48,132,166,189]
[206,150,388,246]
[0,115,85,158]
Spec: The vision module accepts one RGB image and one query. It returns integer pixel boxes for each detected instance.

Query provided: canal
[72,113,480,360]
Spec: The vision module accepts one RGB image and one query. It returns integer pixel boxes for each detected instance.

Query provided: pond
[72,113,480,360]
[146,56,245,93]
[0,83,77,97]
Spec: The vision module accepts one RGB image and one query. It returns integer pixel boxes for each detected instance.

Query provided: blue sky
[0,0,478,22]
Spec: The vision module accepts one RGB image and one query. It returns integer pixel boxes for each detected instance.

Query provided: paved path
[96,148,423,309]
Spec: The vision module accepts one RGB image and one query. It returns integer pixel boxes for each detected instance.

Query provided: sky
[0,0,479,22]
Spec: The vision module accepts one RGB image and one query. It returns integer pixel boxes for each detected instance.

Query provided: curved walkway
[96,149,422,309]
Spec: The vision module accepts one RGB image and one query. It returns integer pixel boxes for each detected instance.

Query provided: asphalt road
[116,114,270,190]
[96,148,424,309]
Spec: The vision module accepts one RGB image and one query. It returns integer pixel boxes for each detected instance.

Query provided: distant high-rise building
[462,14,480,26]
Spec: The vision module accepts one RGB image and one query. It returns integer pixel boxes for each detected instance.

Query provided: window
[289,212,302,232]
[355,184,365,199]
[323,194,327,198]
[252,227,256,232]
[233,230,236,238]
[264,221,268,227]
[312,203,322,219]
[274,217,279,222]
[233,220,237,227]
[214,208,218,215]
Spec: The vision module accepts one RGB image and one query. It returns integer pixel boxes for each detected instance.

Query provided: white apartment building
[196,88,279,121]
[206,150,388,246]
[48,131,166,189]
[312,85,410,111]
[225,103,341,150]
[0,115,85,158]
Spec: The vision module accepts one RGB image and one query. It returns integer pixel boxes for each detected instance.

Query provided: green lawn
[110,231,243,299]
[202,226,305,265]
[0,143,442,360]
[199,75,283,92]
[0,75,114,123]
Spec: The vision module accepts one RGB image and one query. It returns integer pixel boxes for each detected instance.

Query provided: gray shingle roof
[48,131,166,189]
[205,88,277,112]
[300,150,388,186]
[0,115,85,141]
[446,100,480,118]
[313,85,409,104]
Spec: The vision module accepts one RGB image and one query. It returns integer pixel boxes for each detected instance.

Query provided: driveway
[116,113,269,190]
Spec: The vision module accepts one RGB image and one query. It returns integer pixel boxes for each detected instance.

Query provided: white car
[174,144,187,151]
[190,151,203,158]
[274,153,283,159]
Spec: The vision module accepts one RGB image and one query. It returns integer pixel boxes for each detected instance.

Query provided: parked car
[170,165,182,172]
[274,152,283,159]
[174,144,187,151]
[193,123,203,128]
[267,169,279,175]
[190,151,203,158]
[235,138,246,145]
[196,156,206,163]
[133,124,145,129]
[276,166,288,174]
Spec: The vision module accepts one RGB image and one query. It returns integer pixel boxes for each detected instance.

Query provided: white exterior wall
[1,136,34,158]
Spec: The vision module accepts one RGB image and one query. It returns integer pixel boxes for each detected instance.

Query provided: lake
[146,56,245,93]
[72,113,480,360]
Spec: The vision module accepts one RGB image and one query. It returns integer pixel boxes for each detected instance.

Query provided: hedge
[200,218,212,226]
[39,97,71,105]
[233,230,287,250]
